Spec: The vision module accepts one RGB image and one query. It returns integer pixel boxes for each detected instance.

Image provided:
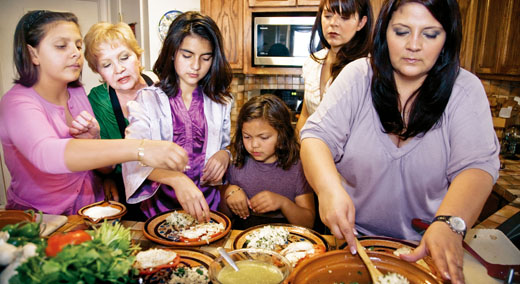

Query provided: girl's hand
[201,150,230,184]
[140,140,189,172]
[174,180,211,222]
[249,191,287,214]
[69,111,100,139]
[400,222,465,284]
[318,188,358,254]
[225,187,249,219]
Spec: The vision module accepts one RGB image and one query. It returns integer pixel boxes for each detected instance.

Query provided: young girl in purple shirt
[221,95,315,229]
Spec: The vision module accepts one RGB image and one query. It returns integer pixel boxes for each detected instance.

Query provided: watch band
[433,215,467,237]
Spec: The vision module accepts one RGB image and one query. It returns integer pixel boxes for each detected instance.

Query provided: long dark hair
[153,11,232,104]
[309,0,373,81]
[370,0,461,139]
[232,95,300,170]
[13,10,81,87]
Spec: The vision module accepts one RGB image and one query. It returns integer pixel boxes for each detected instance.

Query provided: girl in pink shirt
[0,10,189,215]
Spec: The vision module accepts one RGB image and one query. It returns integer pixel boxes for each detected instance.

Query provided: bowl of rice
[77,200,126,227]
[286,249,441,284]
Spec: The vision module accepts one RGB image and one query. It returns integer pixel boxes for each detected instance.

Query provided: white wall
[143,0,200,70]
[0,0,101,206]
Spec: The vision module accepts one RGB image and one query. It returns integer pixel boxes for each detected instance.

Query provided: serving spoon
[355,238,384,282]
[217,247,239,271]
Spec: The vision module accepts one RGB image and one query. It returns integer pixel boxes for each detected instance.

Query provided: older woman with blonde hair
[84,22,157,219]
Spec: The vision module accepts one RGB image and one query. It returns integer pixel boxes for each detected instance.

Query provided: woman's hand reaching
[318,187,358,254]
[400,222,465,284]
[201,150,230,185]
[69,111,100,139]
[139,140,189,172]
[173,178,211,223]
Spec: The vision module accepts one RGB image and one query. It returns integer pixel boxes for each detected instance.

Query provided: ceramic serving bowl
[77,200,126,227]
[286,249,441,284]
[0,210,35,230]
[209,248,292,284]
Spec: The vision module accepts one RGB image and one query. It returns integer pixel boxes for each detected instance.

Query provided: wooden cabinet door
[475,0,507,74]
[248,0,296,7]
[475,0,519,78]
[499,0,520,75]
[297,0,321,5]
[458,0,479,71]
[201,0,243,70]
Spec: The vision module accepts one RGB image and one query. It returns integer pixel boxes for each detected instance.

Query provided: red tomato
[45,230,92,257]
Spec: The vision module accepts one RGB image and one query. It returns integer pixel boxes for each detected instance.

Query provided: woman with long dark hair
[296,0,373,133]
[300,1,499,282]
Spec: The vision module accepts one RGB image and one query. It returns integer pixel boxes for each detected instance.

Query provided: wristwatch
[432,215,467,237]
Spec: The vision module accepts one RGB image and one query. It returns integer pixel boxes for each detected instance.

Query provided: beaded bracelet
[225,187,242,199]
[137,139,146,166]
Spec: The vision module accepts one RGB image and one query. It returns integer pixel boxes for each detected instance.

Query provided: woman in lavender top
[300,0,499,283]
[123,11,232,222]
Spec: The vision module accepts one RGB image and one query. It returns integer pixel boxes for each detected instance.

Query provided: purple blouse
[138,88,220,218]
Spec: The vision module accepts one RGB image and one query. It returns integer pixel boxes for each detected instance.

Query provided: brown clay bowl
[77,200,126,227]
[286,249,441,284]
[0,210,35,230]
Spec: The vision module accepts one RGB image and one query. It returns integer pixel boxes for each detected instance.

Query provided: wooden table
[53,215,339,257]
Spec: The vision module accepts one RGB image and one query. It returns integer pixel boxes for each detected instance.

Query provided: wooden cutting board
[35,214,68,236]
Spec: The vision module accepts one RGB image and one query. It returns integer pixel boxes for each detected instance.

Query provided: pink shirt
[0,84,102,215]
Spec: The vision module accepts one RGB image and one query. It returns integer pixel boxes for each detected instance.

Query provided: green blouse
[88,84,128,140]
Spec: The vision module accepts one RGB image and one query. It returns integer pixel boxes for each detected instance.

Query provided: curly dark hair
[153,11,232,104]
[13,10,81,87]
[370,0,462,139]
[309,0,373,82]
[232,95,300,170]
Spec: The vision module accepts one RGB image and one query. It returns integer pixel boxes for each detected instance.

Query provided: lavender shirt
[131,88,219,218]
[301,58,500,240]
[227,158,312,219]
[0,84,102,215]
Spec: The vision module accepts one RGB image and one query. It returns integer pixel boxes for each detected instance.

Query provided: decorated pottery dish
[77,200,126,226]
[0,210,35,230]
[287,250,441,284]
[209,248,292,284]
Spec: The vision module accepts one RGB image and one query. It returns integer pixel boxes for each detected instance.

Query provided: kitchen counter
[477,158,520,230]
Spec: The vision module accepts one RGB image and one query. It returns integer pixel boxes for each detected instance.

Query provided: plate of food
[143,210,231,246]
[135,248,215,284]
[232,223,329,267]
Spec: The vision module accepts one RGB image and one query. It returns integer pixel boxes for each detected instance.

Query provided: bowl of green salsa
[209,248,292,284]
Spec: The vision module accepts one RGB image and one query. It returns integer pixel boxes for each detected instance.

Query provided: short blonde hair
[84,22,143,73]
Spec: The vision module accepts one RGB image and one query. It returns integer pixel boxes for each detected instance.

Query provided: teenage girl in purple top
[122,12,233,222]
[221,95,315,229]
[0,10,188,215]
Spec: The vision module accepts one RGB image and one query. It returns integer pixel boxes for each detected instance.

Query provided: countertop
[477,158,520,229]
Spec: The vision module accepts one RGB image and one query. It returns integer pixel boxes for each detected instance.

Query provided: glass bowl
[77,200,126,227]
[209,248,292,284]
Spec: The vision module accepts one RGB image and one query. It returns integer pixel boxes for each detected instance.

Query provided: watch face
[449,216,466,231]
[158,10,182,41]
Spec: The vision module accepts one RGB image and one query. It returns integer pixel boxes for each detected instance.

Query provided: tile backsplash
[229,73,304,136]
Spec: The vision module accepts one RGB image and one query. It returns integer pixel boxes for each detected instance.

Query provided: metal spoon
[217,247,239,272]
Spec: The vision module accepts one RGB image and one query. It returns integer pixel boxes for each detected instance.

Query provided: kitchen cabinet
[458,0,479,71]
[474,0,520,81]
[201,0,244,70]
[248,0,319,7]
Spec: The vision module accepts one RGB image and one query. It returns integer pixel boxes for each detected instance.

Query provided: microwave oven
[253,13,317,67]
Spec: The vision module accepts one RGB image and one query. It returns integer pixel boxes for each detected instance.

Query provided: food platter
[138,248,215,284]
[232,223,329,251]
[143,210,231,246]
